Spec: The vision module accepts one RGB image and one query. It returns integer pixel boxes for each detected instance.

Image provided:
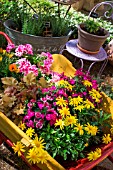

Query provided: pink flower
[27,109,35,118]
[46,113,57,126]
[26,120,34,128]
[6,44,15,53]
[35,112,45,119]
[25,44,33,55]
[36,119,44,129]
[69,79,75,85]
[16,58,38,76]
[37,101,44,109]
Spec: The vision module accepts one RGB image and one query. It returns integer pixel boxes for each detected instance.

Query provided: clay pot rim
[78,23,110,39]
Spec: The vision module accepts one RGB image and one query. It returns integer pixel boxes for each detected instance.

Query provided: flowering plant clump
[0,43,113,166]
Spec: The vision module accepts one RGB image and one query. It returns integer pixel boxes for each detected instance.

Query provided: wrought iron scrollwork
[88,1,113,20]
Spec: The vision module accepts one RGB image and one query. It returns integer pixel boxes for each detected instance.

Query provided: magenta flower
[35,112,45,119]
[27,109,35,118]
[36,119,44,129]
[46,113,57,126]
[6,44,15,53]
[37,101,44,110]
[26,120,34,128]
[69,79,75,85]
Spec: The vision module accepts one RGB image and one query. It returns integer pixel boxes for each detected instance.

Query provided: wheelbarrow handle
[0,31,13,44]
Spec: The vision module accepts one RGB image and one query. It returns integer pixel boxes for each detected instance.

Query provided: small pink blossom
[6,44,15,53]
[36,119,44,129]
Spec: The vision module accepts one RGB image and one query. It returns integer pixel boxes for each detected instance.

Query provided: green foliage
[37,124,89,161]
[22,14,70,37]
[84,18,101,34]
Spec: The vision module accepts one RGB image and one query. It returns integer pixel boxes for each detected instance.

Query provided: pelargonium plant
[0,43,113,167]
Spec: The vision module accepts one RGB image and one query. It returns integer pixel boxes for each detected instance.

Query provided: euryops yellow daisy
[87,148,101,161]
[102,134,112,144]
[12,141,25,156]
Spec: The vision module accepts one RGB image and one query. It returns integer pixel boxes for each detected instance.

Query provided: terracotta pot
[78,24,109,54]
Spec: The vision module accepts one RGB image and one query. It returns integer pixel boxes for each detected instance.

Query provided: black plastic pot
[4,19,71,54]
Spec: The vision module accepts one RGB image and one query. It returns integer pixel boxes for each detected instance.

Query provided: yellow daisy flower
[83,80,92,87]
[36,149,48,164]
[75,123,84,135]
[59,107,70,118]
[26,127,35,138]
[95,148,101,156]
[26,148,39,164]
[85,123,98,136]
[12,141,25,156]
[55,119,65,130]
[18,121,26,130]
[56,97,67,107]
[84,99,94,109]
[74,104,84,112]
[89,89,101,102]
[32,136,46,149]
[87,149,101,161]
[102,134,112,144]
[69,96,83,106]
[65,115,78,126]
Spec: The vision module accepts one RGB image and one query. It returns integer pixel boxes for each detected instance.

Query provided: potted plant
[3,0,73,54]
[77,18,110,54]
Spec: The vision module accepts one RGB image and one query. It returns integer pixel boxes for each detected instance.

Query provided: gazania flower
[102,134,112,144]
[12,141,25,156]
[9,63,17,72]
